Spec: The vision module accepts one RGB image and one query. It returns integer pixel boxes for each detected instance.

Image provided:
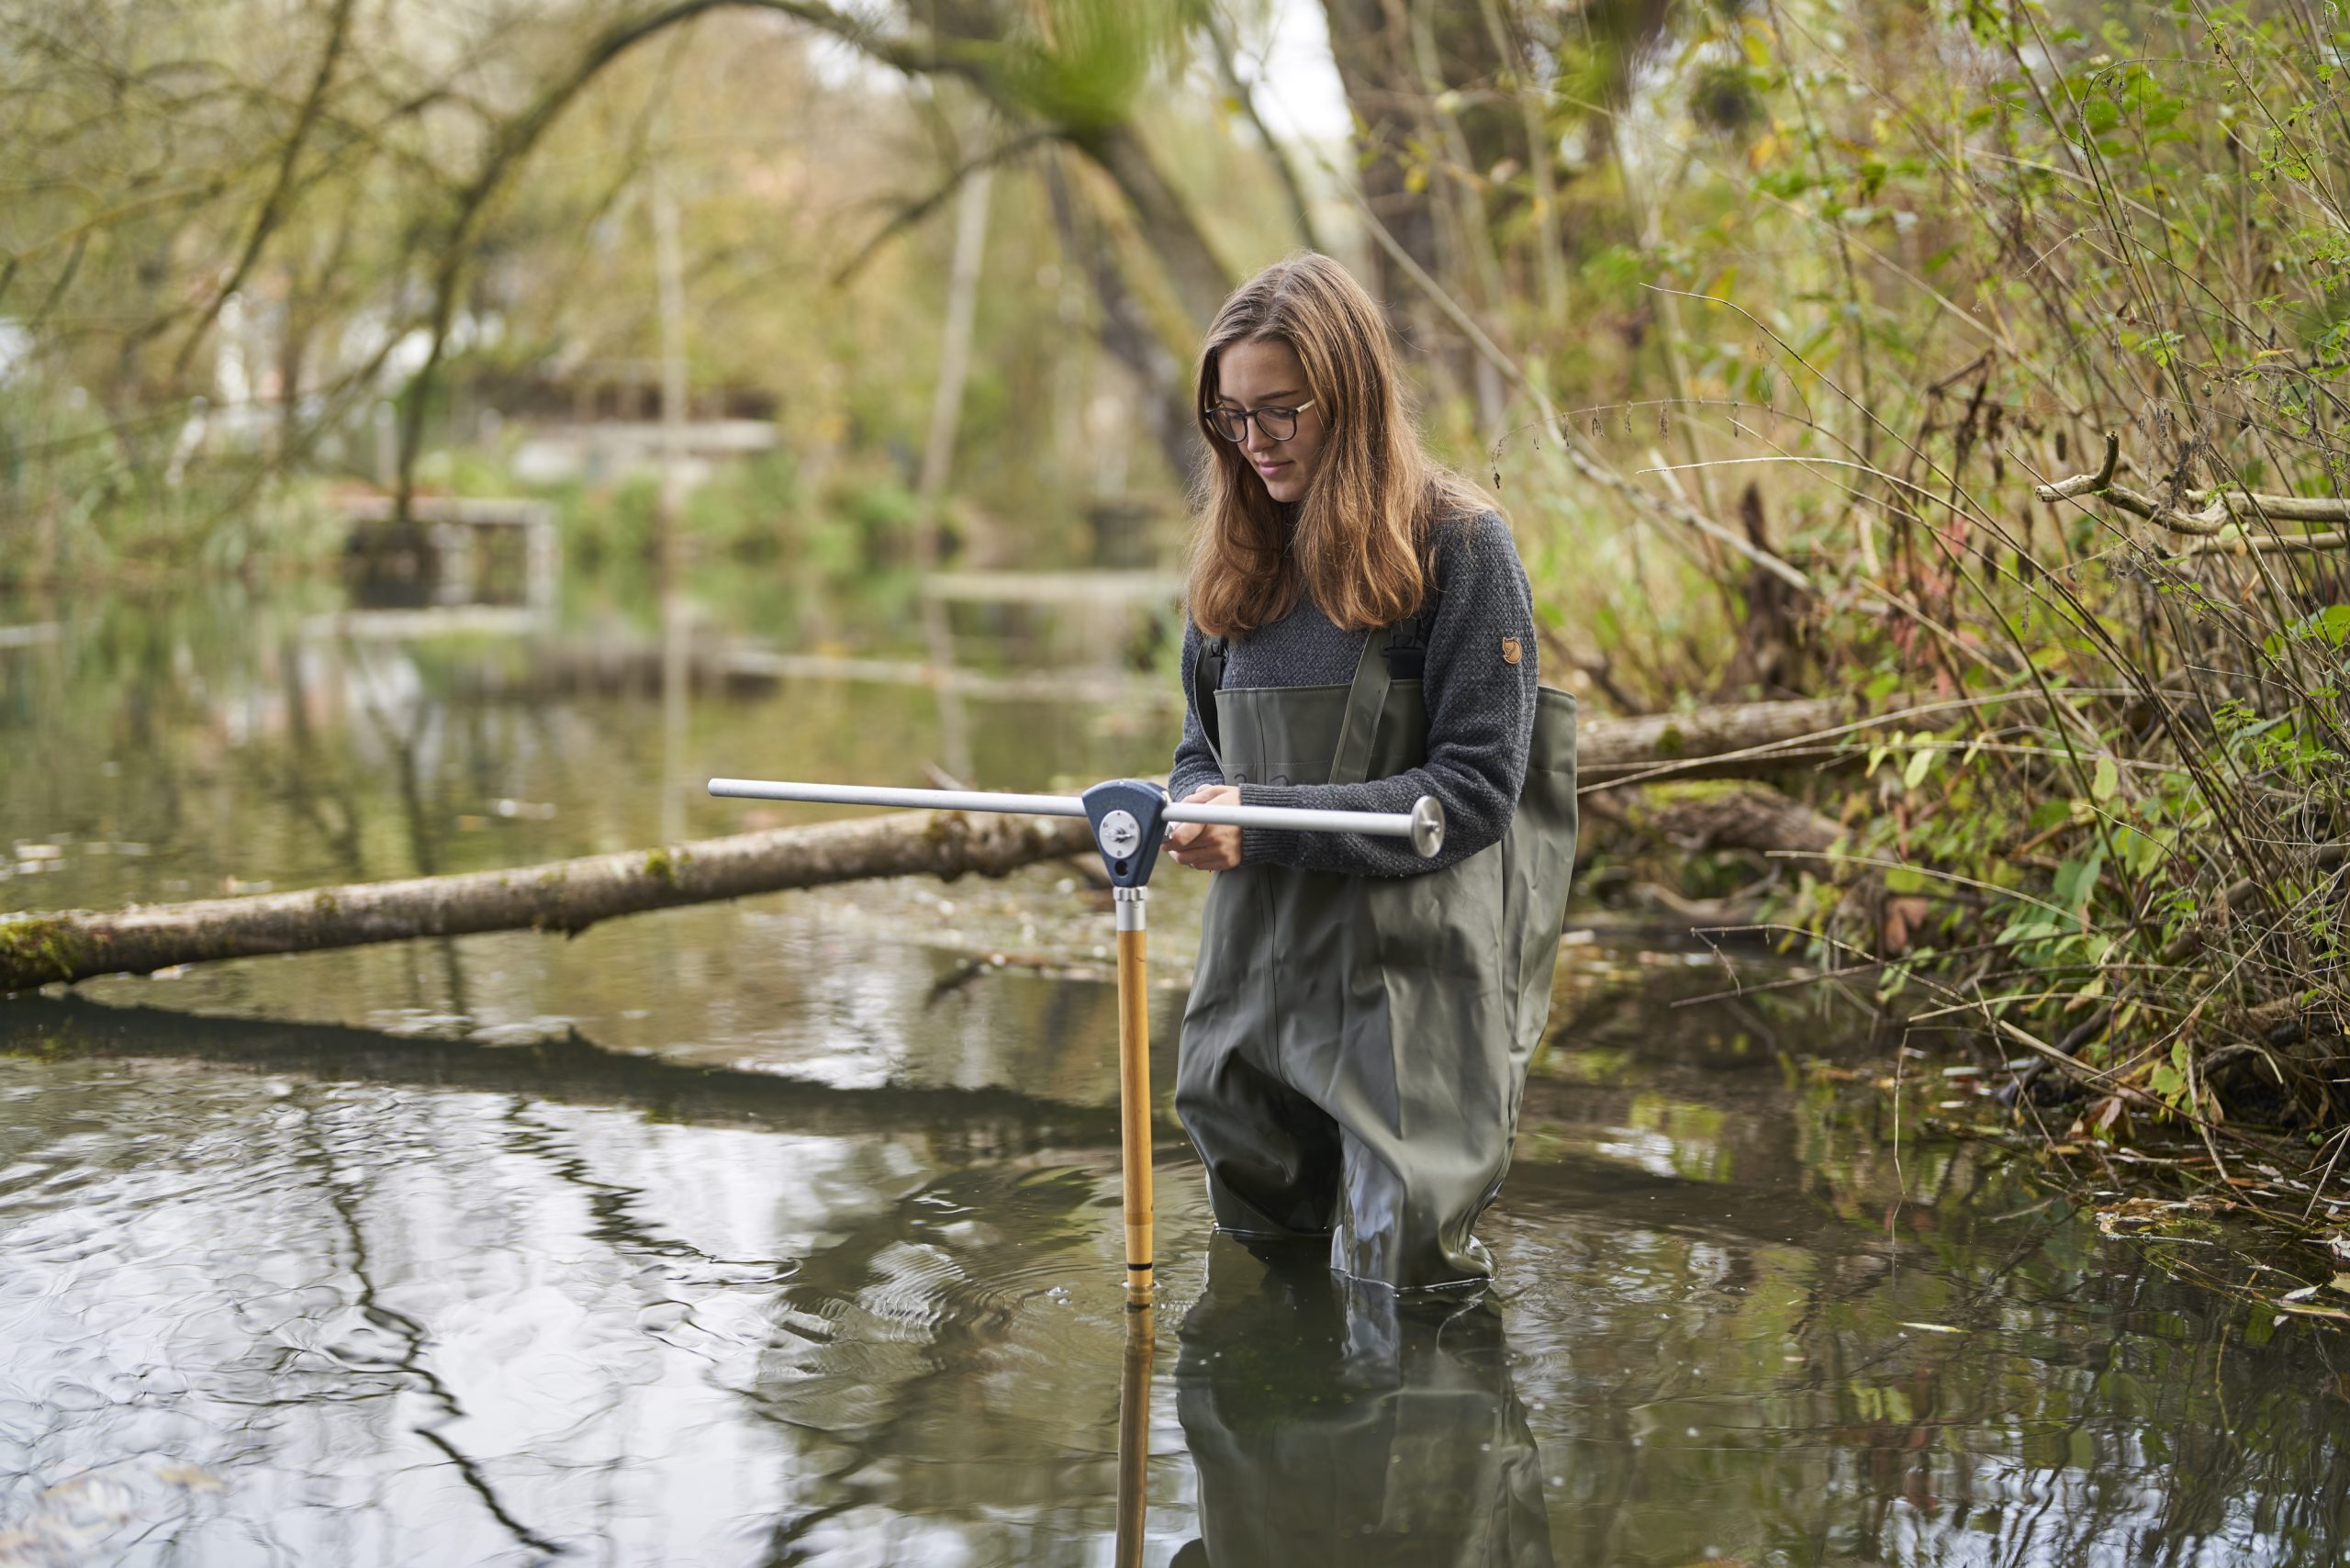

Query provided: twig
[2173,531,2348,558]
[2036,431,2121,501]
[2035,431,2350,545]
[1309,140,1818,597]
[830,128,1055,286]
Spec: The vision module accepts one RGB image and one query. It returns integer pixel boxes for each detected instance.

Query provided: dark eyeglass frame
[1204,399,1316,443]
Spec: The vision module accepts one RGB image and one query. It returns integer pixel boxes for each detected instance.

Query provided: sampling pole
[708,775,1444,1306]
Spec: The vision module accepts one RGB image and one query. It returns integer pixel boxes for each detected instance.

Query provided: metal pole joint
[1081,779,1171,889]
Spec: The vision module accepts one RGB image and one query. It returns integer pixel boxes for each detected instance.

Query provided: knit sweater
[1168,509,1539,878]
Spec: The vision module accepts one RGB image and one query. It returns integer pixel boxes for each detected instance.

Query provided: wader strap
[1192,633,1228,765]
[1328,613,1427,787]
[1329,632,1393,787]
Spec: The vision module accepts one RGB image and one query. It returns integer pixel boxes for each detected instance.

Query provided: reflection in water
[1173,1238,1553,1568]
[8,980,2350,1563]
[1116,1305,1155,1568]
[12,579,2350,1564]
[0,580,1175,930]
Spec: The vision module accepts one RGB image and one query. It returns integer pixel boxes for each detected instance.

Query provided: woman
[1164,252,1579,1293]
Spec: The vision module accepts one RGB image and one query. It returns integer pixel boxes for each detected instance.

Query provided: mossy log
[0,695,1870,992]
[1632,783,1843,856]
[0,809,1099,992]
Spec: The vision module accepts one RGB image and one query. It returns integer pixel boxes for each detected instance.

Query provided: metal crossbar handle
[707,770,1445,1310]
[705,778,1445,858]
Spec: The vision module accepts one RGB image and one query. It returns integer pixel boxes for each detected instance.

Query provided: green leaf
[2092,756,2120,803]
[2301,604,2350,646]
[2053,854,2105,907]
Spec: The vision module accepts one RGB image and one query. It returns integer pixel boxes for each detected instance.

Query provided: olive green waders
[1177,626,1579,1291]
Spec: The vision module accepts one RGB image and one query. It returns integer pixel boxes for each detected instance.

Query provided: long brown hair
[1186,252,1489,637]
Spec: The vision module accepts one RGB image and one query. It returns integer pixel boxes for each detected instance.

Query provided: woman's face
[1212,336,1324,506]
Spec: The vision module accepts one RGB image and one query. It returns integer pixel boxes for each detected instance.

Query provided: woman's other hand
[1166,785,1243,872]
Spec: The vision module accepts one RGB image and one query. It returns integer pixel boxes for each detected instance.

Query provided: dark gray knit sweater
[1169,509,1539,878]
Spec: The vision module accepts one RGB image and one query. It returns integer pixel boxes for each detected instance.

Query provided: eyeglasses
[1205,399,1315,443]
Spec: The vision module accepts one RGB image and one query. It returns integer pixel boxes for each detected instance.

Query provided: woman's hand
[1166,784,1243,872]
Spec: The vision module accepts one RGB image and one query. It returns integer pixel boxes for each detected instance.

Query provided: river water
[2,579,2346,1566]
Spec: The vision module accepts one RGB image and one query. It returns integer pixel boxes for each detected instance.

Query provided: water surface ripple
[4,586,2346,1564]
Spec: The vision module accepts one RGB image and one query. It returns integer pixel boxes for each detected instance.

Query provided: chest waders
[1178,623,1579,1291]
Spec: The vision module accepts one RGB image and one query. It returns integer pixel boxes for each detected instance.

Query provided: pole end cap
[1411,796,1446,858]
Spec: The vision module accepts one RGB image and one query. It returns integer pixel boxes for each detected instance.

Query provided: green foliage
[6,0,2349,1156]
[1505,0,2350,1146]
[1002,0,1186,132]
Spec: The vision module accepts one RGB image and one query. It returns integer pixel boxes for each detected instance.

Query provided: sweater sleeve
[1237,511,1539,877]
[1168,617,1227,804]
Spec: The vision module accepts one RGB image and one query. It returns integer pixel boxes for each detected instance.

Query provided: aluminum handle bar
[705,778,1445,858]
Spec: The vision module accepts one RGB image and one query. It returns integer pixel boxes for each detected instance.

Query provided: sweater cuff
[1237,783,1307,867]
[1168,770,1221,805]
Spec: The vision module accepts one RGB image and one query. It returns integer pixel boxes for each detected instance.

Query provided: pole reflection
[1171,1237,1554,1568]
[1116,1304,1156,1568]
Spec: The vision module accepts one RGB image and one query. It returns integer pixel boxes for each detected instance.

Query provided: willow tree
[0,0,1270,530]
[375,0,1238,509]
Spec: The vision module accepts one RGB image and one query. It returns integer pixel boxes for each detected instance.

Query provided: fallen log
[1575,698,1848,786]
[0,694,1886,993]
[1,808,1097,992]
[1638,785,1842,857]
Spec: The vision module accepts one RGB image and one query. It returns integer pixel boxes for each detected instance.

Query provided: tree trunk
[1043,152,1197,487]
[1,696,1877,992]
[913,146,994,784]
[1063,121,1234,332]
[1320,0,1442,319]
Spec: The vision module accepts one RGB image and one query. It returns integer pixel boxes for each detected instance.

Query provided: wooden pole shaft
[1115,915,1154,1305]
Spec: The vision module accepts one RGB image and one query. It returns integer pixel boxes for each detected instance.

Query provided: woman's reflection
[1171,1236,1554,1567]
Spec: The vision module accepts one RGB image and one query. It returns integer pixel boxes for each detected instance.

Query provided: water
[4,577,2348,1566]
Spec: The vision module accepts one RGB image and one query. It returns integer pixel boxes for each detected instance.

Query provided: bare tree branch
[830,125,1057,286]
[2035,431,2350,547]
[168,0,361,375]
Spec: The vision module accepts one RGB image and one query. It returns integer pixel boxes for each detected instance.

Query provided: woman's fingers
[1167,783,1241,869]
